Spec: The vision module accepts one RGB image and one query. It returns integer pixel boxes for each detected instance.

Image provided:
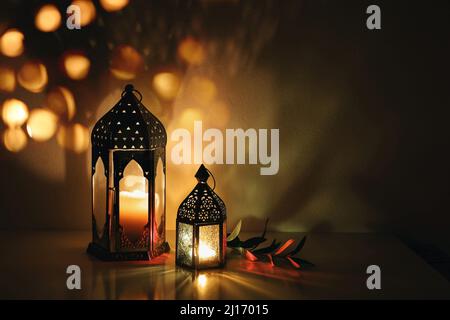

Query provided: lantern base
[87,242,170,261]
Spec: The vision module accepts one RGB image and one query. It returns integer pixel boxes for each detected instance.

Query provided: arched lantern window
[87,84,169,260]
[176,165,227,269]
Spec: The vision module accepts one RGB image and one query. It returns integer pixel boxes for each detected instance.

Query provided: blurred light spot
[178,37,205,65]
[197,274,207,288]
[186,76,217,104]
[63,53,90,80]
[45,86,76,121]
[179,108,203,128]
[17,61,48,93]
[72,0,96,26]
[153,72,181,100]
[100,0,129,12]
[57,123,89,153]
[209,100,230,127]
[3,127,27,152]
[35,4,62,32]
[26,108,58,142]
[0,66,16,92]
[0,29,24,57]
[1,98,29,127]
[110,45,143,80]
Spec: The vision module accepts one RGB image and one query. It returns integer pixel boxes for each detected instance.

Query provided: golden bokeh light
[0,29,24,57]
[186,76,217,104]
[45,86,76,121]
[26,108,58,142]
[57,123,89,153]
[72,0,96,26]
[17,61,48,93]
[178,37,205,65]
[100,0,129,12]
[0,66,16,92]
[63,53,90,80]
[110,45,144,80]
[179,108,203,128]
[1,98,29,127]
[208,100,230,127]
[3,127,27,152]
[153,72,181,101]
[35,4,62,32]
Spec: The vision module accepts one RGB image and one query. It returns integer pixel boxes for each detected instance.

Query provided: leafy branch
[226,219,315,269]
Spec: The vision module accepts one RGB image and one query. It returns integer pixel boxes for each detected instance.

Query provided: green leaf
[227,236,242,248]
[241,237,266,249]
[261,218,269,238]
[288,236,307,256]
[227,220,242,242]
[252,239,280,254]
[290,257,315,267]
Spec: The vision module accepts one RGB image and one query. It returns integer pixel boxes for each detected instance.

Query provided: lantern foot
[87,242,151,261]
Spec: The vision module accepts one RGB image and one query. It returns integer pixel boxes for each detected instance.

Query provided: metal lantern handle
[206,167,216,191]
[122,84,143,102]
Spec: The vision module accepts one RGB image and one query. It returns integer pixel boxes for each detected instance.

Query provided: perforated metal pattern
[92,90,166,152]
[177,182,226,224]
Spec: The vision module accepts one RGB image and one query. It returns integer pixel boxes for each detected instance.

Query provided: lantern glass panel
[119,160,149,244]
[199,224,220,265]
[93,157,107,239]
[177,222,193,266]
[154,156,165,247]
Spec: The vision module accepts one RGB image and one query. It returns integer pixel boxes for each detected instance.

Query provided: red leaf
[266,254,274,267]
[287,256,301,268]
[245,250,258,262]
[274,239,295,256]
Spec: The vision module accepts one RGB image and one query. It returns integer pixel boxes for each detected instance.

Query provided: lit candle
[120,175,148,242]
[198,243,217,263]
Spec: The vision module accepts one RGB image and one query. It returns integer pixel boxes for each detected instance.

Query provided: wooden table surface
[0,231,449,299]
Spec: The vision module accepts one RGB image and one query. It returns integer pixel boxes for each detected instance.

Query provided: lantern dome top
[92,84,166,151]
[177,165,226,224]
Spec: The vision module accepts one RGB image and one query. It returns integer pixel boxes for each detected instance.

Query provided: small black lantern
[176,164,227,269]
[87,84,169,260]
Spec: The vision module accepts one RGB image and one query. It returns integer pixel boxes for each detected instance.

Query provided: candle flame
[199,243,216,259]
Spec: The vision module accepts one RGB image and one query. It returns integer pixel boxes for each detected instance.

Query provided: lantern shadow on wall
[87,84,169,261]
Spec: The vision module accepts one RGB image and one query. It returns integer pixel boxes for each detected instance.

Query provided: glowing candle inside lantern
[199,243,216,260]
[119,173,148,242]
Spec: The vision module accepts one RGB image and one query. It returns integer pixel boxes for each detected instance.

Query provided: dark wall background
[1,1,449,253]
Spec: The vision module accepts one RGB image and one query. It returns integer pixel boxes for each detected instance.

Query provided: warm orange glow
[110,45,144,80]
[56,123,89,153]
[35,4,62,32]
[208,100,230,127]
[17,61,48,93]
[0,29,24,57]
[1,99,29,127]
[199,243,217,260]
[179,108,203,128]
[0,66,16,92]
[45,86,76,121]
[3,127,27,152]
[63,53,90,80]
[72,0,96,26]
[153,72,181,100]
[100,0,129,12]
[197,274,207,288]
[186,76,217,104]
[178,37,205,65]
[26,108,58,142]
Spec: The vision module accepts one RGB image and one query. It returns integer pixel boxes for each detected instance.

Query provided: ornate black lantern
[87,84,169,260]
[176,164,227,269]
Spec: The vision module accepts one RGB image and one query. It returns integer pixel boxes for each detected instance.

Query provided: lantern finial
[195,164,210,183]
[124,83,134,93]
